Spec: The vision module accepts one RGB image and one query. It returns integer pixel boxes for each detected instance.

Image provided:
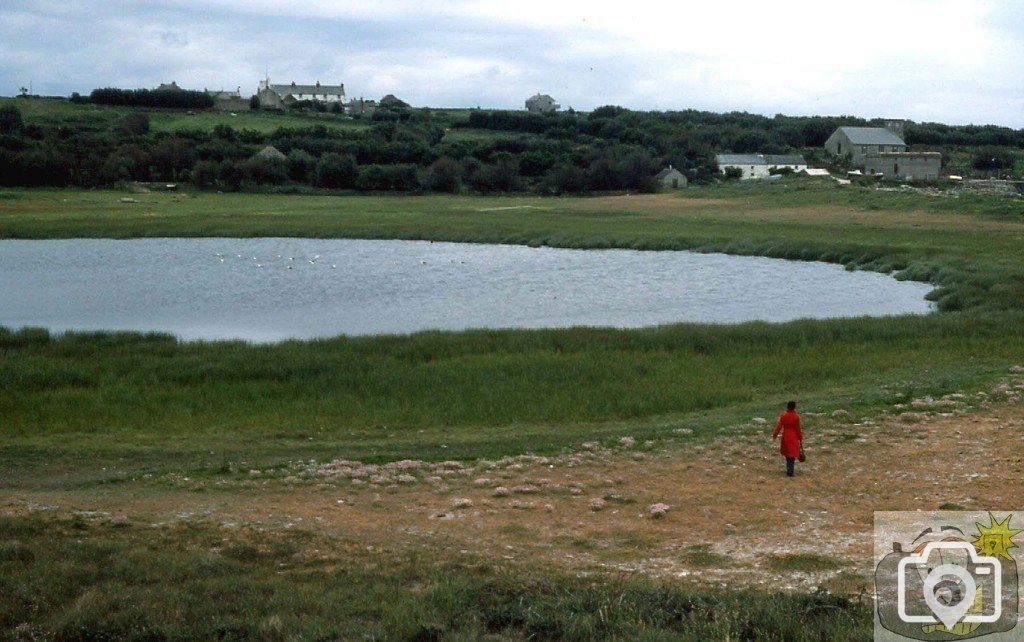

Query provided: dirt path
[5,374,1023,594]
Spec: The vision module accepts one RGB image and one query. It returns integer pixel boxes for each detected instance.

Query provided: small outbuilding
[655,166,688,189]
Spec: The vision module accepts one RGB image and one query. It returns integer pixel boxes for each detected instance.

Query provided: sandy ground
[4,370,1023,595]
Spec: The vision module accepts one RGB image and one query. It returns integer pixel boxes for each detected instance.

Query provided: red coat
[772,410,803,458]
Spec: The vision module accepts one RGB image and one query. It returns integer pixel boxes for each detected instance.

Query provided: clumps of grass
[678,544,732,568]
[764,553,846,572]
[0,514,871,641]
[0,541,35,562]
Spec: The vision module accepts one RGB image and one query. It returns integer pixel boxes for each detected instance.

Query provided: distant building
[825,126,907,165]
[716,154,807,180]
[156,81,183,91]
[347,97,378,118]
[206,86,250,111]
[525,93,560,113]
[655,166,688,189]
[800,168,831,177]
[257,78,345,109]
[863,152,941,181]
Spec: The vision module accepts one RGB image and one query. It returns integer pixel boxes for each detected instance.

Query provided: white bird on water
[331,264,337,269]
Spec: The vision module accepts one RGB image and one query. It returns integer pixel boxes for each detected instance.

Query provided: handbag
[798,446,806,463]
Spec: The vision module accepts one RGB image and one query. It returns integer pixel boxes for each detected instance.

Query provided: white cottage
[716,154,807,180]
[258,78,345,109]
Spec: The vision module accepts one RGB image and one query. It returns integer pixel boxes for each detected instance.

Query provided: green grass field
[1,97,372,134]
[2,182,1022,639]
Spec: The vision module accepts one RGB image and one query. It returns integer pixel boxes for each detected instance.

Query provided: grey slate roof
[716,154,765,165]
[836,127,905,146]
[655,167,684,180]
[254,145,287,161]
[766,154,806,165]
[716,154,807,166]
[269,82,344,96]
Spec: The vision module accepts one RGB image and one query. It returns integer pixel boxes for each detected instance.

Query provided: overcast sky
[3,0,1023,127]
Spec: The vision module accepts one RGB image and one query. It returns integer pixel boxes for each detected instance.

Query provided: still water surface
[0,238,934,342]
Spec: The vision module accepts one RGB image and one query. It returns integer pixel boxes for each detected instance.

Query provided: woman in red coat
[772,400,803,477]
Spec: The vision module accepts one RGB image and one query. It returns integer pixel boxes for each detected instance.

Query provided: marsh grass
[679,544,733,568]
[0,515,871,641]
[2,311,1022,487]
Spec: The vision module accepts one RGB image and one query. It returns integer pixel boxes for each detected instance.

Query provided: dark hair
[786,400,796,411]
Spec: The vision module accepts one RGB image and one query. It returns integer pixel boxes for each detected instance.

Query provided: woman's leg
[786,457,795,477]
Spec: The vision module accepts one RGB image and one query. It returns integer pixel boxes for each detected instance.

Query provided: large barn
[824,126,907,165]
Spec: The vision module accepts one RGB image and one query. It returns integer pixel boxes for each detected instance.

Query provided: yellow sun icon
[973,513,1022,561]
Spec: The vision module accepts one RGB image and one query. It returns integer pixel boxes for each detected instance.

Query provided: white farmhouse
[716,154,807,180]
[257,78,345,109]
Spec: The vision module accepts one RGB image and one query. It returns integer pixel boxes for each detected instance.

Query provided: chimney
[883,119,906,140]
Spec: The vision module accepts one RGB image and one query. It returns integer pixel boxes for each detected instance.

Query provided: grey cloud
[1,1,1023,127]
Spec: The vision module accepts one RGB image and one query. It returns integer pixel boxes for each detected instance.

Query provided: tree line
[1,99,1021,192]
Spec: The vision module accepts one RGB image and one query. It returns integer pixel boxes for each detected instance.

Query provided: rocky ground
[4,367,1023,596]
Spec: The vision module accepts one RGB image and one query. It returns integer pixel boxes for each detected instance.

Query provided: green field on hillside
[0,97,373,134]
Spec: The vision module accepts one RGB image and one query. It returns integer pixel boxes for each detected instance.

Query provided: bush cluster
[2,97,1021,192]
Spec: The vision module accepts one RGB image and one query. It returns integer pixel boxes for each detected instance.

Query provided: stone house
[257,78,345,109]
[207,87,250,111]
[655,166,688,189]
[716,154,807,180]
[825,126,906,165]
[525,93,560,113]
[347,97,378,118]
[863,152,941,181]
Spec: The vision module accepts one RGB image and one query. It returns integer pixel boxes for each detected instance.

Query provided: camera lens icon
[897,541,1002,629]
